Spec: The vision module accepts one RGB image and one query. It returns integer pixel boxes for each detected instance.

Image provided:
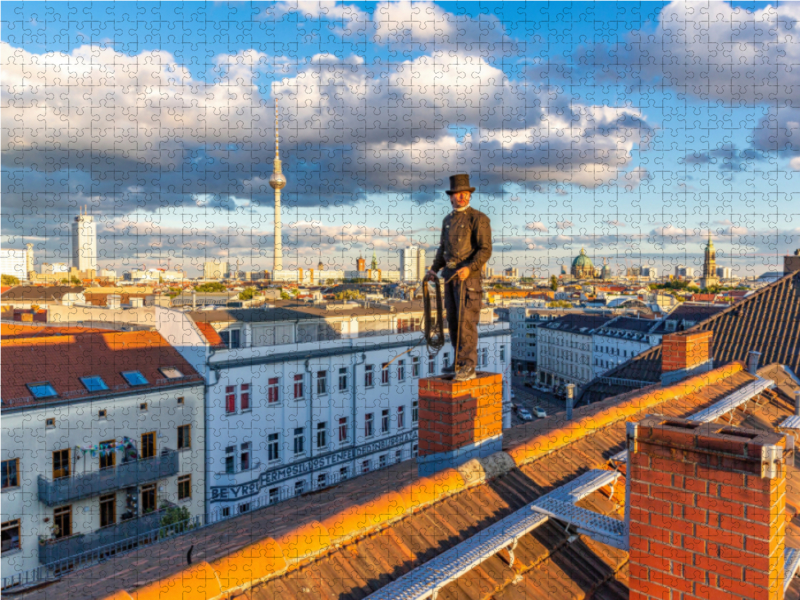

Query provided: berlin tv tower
[269,102,286,273]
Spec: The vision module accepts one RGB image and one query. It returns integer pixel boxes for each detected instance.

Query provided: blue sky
[2,1,798,277]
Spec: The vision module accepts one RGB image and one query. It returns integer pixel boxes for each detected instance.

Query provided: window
[317,473,327,489]
[412,356,420,377]
[220,329,241,349]
[177,396,185,405]
[2,520,20,554]
[121,371,148,386]
[381,409,389,434]
[53,505,72,538]
[381,363,389,385]
[500,345,506,362]
[99,440,116,470]
[81,376,108,392]
[397,359,406,382]
[316,422,327,449]
[317,370,328,395]
[412,400,418,424]
[178,425,191,450]
[225,385,236,414]
[443,352,450,371]
[412,443,418,458]
[428,355,436,375]
[293,428,305,455]
[397,406,405,429]
[53,449,70,479]
[338,367,348,391]
[293,374,304,400]
[239,503,250,514]
[46,418,56,429]
[240,442,251,471]
[269,488,279,505]
[225,446,235,474]
[338,418,349,443]
[221,507,231,518]
[141,432,156,459]
[1,459,19,489]
[98,409,107,419]
[395,449,403,463]
[159,367,183,379]
[268,377,279,404]
[364,364,374,388]
[339,466,349,480]
[100,494,116,527]
[178,475,192,500]
[268,433,280,462]
[365,413,374,438]
[141,484,157,514]
[361,460,370,474]
[379,454,387,469]
[240,384,250,411]
[294,480,305,496]
[28,382,57,398]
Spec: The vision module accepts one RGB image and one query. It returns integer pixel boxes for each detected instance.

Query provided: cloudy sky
[2,1,799,277]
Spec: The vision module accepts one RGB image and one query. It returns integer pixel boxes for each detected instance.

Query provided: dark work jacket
[431,206,492,286]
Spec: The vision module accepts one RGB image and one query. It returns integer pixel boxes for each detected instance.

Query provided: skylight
[27,383,57,399]
[81,376,108,392]
[121,371,149,386]
[159,367,184,379]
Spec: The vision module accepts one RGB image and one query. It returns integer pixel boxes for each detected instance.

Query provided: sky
[2,0,799,278]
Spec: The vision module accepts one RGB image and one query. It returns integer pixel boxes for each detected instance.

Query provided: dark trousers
[443,274,482,371]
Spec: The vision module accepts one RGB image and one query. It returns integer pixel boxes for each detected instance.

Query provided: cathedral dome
[571,248,594,270]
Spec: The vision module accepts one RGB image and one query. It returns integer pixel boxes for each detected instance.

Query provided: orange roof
[1,330,202,407]
[194,322,225,347]
[0,286,10,295]
[1,323,115,340]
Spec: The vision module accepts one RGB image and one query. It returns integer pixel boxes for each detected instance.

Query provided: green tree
[1,274,20,286]
[158,504,194,538]
[549,275,558,291]
[335,290,364,301]
[547,300,573,308]
[238,287,257,301]
[195,282,226,293]
[70,276,81,285]
[280,291,291,300]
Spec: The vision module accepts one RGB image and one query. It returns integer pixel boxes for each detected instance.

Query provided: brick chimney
[661,330,714,385]
[417,374,503,477]
[784,249,800,276]
[627,416,787,600]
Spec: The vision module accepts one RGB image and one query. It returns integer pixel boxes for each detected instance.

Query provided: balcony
[37,449,180,507]
[38,505,174,565]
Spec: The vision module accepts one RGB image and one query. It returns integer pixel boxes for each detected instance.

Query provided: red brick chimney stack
[661,331,714,384]
[627,416,787,600]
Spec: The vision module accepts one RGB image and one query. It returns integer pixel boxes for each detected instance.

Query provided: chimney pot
[565,384,575,420]
[747,350,761,374]
[795,390,800,417]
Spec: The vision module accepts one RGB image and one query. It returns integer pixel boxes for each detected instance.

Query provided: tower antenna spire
[269,99,286,273]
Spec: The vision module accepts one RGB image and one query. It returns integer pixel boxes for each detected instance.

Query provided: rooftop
[0,285,84,301]
[187,300,425,323]
[539,313,613,334]
[1,330,203,409]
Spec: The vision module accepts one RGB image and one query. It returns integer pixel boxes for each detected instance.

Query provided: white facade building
[156,304,511,522]
[203,260,229,280]
[42,263,70,275]
[416,248,427,281]
[72,213,97,272]
[591,316,661,378]
[400,246,420,282]
[1,330,205,578]
[0,249,28,280]
[504,307,576,373]
[716,267,732,280]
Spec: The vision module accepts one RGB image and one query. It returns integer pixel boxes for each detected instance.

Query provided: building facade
[72,212,97,273]
[399,246,420,282]
[0,249,28,281]
[505,307,575,374]
[1,330,205,576]
[203,260,229,280]
[591,316,661,378]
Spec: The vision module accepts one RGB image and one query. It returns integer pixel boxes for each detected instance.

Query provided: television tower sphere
[269,171,286,190]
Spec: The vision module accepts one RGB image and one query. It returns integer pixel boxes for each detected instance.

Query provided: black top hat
[446,173,476,195]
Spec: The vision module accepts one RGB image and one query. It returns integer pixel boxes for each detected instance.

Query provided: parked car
[533,407,547,418]
[518,408,534,421]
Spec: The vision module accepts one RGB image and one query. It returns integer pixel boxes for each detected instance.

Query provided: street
[509,374,566,426]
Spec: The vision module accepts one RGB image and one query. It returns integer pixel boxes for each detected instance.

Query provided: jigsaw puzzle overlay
[2,2,800,600]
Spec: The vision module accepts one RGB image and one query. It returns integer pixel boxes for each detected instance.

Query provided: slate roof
[187,300,425,323]
[539,314,614,335]
[77,360,800,600]
[595,316,658,335]
[1,330,203,409]
[579,270,800,405]
[647,302,728,335]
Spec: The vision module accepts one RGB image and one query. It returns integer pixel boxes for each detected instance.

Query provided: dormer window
[159,367,183,379]
[121,371,148,386]
[81,376,108,392]
[27,383,57,399]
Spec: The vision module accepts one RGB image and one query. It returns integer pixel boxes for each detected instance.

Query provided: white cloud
[526,221,548,232]
[790,156,800,170]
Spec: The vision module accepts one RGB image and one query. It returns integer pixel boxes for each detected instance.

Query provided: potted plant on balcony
[158,504,194,539]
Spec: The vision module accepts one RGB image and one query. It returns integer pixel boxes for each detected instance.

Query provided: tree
[158,504,194,538]
[335,290,364,301]
[280,291,291,300]
[195,282,226,293]
[70,276,81,285]
[1,274,19,286]
[547,300,573,308]
[238,287,257,301]
[549,275,558,291]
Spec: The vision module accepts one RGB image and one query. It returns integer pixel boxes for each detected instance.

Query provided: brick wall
[418,374,502,456]
[662,331,713,373]
[628,416,787,600]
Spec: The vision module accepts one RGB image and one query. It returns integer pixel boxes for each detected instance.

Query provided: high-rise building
[483,264,494,278]
[72,207,97,272]
[356,256,366,271]
[399,246,419,281]
[699,233,719,289]
[416,248,426,281]
[269,104,286,273]
[203,259,229,280]
[716,266,731,279]
[0,249,28,280]
[25,243,34,276]
[504,267,519,278]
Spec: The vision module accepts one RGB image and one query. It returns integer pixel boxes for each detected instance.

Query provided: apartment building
[591,315,661,378]
[1,329,205,576]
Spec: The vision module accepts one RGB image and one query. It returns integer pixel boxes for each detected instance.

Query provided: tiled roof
[1,330,202,408]
[84,361,800,600]
[194,321,225,347]
[0,285,84,301]
[0,323,116,339]
[539,313,613,334]
[187,300,425,323]
[596,316,658,334]
[579,270,800,404]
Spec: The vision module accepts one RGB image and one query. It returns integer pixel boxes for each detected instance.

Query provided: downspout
[352,348,367,477]
[205,344,221,526]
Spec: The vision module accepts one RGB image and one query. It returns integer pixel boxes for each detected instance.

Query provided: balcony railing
[37,449,180,506]
[38,505,184,565]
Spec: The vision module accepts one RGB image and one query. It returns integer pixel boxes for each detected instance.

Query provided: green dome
[571,248,594,270]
